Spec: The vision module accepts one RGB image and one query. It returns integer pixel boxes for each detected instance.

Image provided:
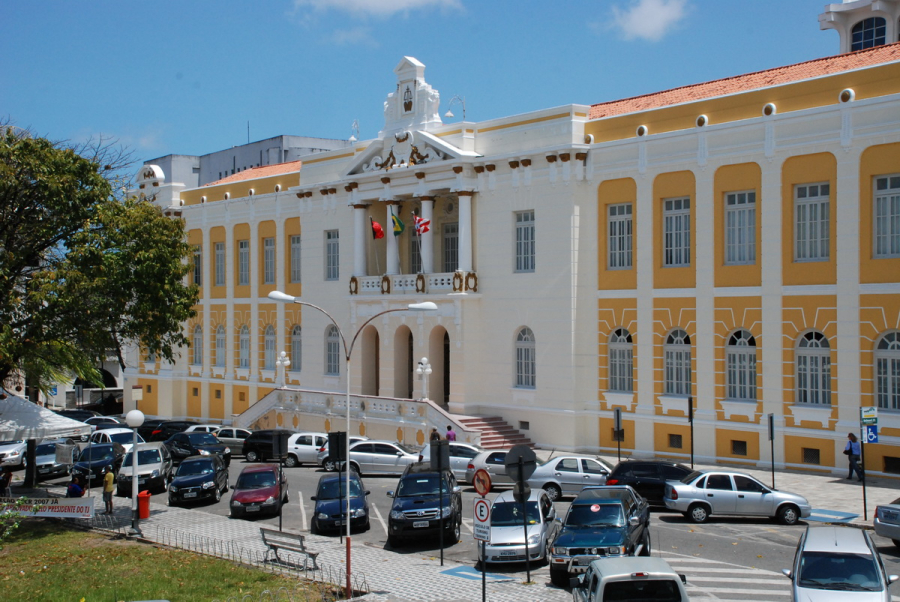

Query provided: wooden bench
[259,527,319,570]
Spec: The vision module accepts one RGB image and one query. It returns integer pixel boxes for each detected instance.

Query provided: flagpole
[413,211,423,273]
[370,216,381,275]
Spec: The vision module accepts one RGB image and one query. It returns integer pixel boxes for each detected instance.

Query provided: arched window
[851,17,886,51]
[264,325,276,370]
[325,325,341,376]
[291,326,302,373]
[876,331,900,410]
[238,325,250,369]
[726,330,757,401]
[664,329,691,396]
[215,325,226,367]
[515,327,536,388]
[796,331,831,405]
[191,325,203,366]
[609,328,634,392]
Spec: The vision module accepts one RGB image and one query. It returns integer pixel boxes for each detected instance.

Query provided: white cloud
[609,0,688,42]
[330,26,379,47]
[294,0,463,18]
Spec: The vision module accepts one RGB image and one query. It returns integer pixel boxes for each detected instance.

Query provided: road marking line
[371,503,388,534]
[295,490,306,528]
[687,576,787,584]
[461,517,473,533]
[686,586,789,595]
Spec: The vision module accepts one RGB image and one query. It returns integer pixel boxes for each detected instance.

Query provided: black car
[310,473,370,534]
[386,463,462,548]
[71,443,126,484]
[164,432,232,466]
[55,409,100,422]
[549,485,651,587]
[147,420,200,442]
[168,455,229,506]
[136,419,167,441]
[605,460,693,506]
[241,429,296,463]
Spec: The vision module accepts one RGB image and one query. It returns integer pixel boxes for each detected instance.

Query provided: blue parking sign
[864,425,878,444]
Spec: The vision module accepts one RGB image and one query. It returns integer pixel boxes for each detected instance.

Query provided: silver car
[212,427,252,452]
[526,455,612,501]
[317,435,369,471]
[783,526,898,601]
[418,441,483,483]
[345,440,419,476]
[117,442,174,495]
[664,469,811,524]
[0,440,27,469]
[874,497,900,548]
[464,450,512,487]
[477,488,561,565]
[35,439,75,480]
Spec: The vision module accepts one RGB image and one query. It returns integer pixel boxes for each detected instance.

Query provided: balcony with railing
[349,271,477,296]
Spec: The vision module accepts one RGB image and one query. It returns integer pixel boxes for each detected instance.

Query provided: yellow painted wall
[715,428,760,462]
[653,172,696,289]
[598,298,639,405]
[136,379,158,415]
[284,217,302,298]
[599,416,635,451]
[713,297,762,423]
[233,385,249,415]
[860,142,900,283]
[653,422,692,456]
[781,153,837,286]
[653,298,696,411]
[597,178,637,290]
[861,443,900,476]
[187,380,201,418]
[784,435,835,472]
[714,163,761,288]
[209,226,227,299]
[180,171,301,206]
[209,384,224,420]
[782,296,838,429]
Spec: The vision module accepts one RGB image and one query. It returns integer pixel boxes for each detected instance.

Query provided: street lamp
[268,290,437,598]
[125,409,145,536]
[416,357,432,400]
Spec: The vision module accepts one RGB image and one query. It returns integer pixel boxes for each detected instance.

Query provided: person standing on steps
[430,427,441,442]
[844,432,864,481]
[445,425,456,442]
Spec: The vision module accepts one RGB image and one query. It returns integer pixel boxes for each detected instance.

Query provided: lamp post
[268,290,437,598]
[444,95,466,120]
[125,409,144,536]
[416,357,432,401]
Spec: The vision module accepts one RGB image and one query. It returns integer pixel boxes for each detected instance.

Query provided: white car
[418,441,483,483]
[0,440,27,469]
[184,424,221,434]
[526,455,612,501]
[89,428,146,453]
[285,432,328,468]
[317,435,369,471]
[345,440,420,476]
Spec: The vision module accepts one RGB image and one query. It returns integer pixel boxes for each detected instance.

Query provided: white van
[571,557,688,602]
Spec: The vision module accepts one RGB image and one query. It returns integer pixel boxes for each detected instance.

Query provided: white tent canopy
[0,392,91,440]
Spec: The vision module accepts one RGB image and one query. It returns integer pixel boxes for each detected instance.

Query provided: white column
[634,175,655,420]
[275,210,286,357]
[201,224,211,420]
[249,221,259,381]
[353,204,368,277]
[419,196,434,273]
[224,221,235,418]
[457,191,473,272]
[386,202,401,275]
[693,167,716,462]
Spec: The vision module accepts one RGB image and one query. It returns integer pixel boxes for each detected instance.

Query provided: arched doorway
[428,326,450,407]
[393,325,414,399]
[359,324,380,396]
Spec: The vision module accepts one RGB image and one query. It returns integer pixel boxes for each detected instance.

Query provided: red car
[229,464,289,518]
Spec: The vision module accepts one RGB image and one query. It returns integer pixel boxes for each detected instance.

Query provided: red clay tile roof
[589,43,900,120]
[204,160,302,186]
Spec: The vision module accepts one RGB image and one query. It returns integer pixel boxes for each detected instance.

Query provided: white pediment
[344,129,479,176]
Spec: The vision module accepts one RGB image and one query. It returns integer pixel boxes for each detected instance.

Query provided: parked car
[285,432,328,468]
[71,443,126,484]
[34,439,76,480]
[56,410,102,441]
[526,455,612,501]
[213,427,253,453]
[164,432,232,466]
[783,526,898,601]
[84,416,123,434]
[184,424,221,434]
[549,486,651,587]
[116,442,174,496]
[147,420,200,442]
[241,429,296,463]
[464,450,512,487]
[0,440,27,469]
[310,472,370,534]
[136,419,167,441]
[346,440,420,476]
[875,497,900,548]
[316,435,369,471]
[89,427,145,452]
[605,459,693,506]
[168,454,229,506]
[230,464,288,518]
[477,488,561,566]
[418,441,483,483]
[664,470,811,525]
[571,557,689,601]
[386,463,462,547]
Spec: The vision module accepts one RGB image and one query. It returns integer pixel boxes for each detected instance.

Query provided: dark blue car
[167,455,229,506]
[310,473,370,533]
[71,443,125,484]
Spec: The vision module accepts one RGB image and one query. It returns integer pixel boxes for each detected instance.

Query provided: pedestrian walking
[429,427,441,442]
[102,466,115,514]
[445,425,456,442]
[0,466,12,497]
[844,432,864,481]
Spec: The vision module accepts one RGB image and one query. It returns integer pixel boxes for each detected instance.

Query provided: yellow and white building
[129,3,900,476]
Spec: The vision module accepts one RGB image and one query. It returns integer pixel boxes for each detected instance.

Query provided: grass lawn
[0,520,336,601]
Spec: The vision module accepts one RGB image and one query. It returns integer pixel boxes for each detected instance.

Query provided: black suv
[164,432,232,466]
[386,463,462,548]
[241,429,296,462]
[606,460,692,507]
[549,486,651,587]
[147,420,199,442]
[168,455,229,506]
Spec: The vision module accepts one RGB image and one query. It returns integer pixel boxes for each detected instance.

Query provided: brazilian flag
[391,209,405,236]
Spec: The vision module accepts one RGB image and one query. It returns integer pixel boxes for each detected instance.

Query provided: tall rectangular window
[443,223,458,273]
[263,237,275,284]
[290,235,301,283]
[795,183,830,261]
[214,243,225,286]
[238,240,249,286]
[410,236,422,274]
[607,203,632,269]
[192,245,202,286]
[663,197,690,267]
[515,210,535,272]
[725,191,756,265]
[325,230,339,281]
[874,175,900,258]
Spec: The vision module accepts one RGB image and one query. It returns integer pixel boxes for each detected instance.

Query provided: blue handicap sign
[864,425,878,444]
[440,566,514,582]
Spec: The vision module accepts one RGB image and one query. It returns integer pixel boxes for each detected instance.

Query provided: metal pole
[482,539,486,602]
[769,413,775,489]
[345,356,352,599]
[688,396,694,469]
[520,456,531,583]
[131,426,140,534]
[861,437,868,522]
[439,451,444,566]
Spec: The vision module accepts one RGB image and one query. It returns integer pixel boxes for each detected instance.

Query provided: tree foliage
[0,127,198,391]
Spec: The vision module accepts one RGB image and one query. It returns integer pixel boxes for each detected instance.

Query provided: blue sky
[2,1,839,166]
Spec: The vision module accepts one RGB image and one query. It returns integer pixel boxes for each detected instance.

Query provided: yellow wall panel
[714,163,761,288]
[653,298,696,410]
[598,298,638,404]
[859,294,900,409]
[713,298,762,422]
[233,385,249,415]
[136,378,158,416]
[209,384,224,420]
[781,153,837,286]
[782,296,838,428]
[860,142,900,284]
[597,178,637,290]
[653,422,692,456]
[715,428,760,461]
[784,435,835,472]
[187,381,201,418]
[599,416,634,451]
[653,172,696,289]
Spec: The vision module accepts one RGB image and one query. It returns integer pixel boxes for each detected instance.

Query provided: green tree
[0,127,198,391]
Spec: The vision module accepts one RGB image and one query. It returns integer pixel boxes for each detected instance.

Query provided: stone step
[459,415,534,450]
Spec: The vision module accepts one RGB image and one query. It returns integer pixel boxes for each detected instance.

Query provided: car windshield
[187,433,219,445]
[566,503,624,527]
[177,461,214,476]
[36,443,58,455]
[123,450,162,466]
[603,579,681,600]
[0,440,24,446]
[236,471,277,489]
[797,551,883,591]
[491,501,540,526]
[396,475,448,497]
[394,443,418,455]
[110,432,143,445]
[681,470,704,484]
[78,447,114,462]
[317,479,364,499]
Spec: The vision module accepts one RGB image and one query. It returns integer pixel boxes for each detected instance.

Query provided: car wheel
[284,454,298,468]
[446,517,461,543]
[167,497,177,507]
[543,483,562,502]
[323,459,337,472]
[246,450,259,463]
[310,520,319,535]
[214,487,221,503]
[349,463,361,475]
[549,567,569,588]
[640,529,651,556]
[363,517,370,532]
[687,503,710,523]
[388,534,402,548]
[777,504,800,526]
[222,474,228,492]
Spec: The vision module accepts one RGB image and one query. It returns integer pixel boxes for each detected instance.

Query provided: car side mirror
[310,496,317,501]
[396,451,403,456]
[679,574,687,585]
[781,569,792,580]
[365,490,371,496]
[569,575,584,589]
[453,486,461,494]
[386,491,394,498]
[629,516,640,526]
[889,575,899,584]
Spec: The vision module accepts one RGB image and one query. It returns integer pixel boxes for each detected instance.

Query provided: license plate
[184,492,197,498]
[336,520,346,526]
[500,550,517,556]
[413,521,429,528]
[38,468,49,474]
[577,557,593,565]
[884,510,898,520]
[138,479,146,485]
[246,506,260,512]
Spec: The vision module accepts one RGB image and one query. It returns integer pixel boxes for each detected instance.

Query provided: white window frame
[796,331,831,405]
[664,329,691,396]
[238,240,250,286]
[263,238,275,285]
[725,191,756,265]
[191,325,203,366]
[214,242,225,286]
[325,230,339,281]
[325,325,341,376]
[794,183,830,262]
[515,210,535,273]
[410,236,422,274]
[663,197,691,267]
[239,325,250,369]
[726,330,757,401]
[215,325,226,367]
[263,325,276,370]
[443,222,458,273]
[851,16,886,51]
[291,325,302,373]
[874,174,900,258]
[290,235,301,283]
[607,203,633,269]
[515,327,536,389]
[608,328,634,392]
[192,245,202,286]
[876,331,900,411]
